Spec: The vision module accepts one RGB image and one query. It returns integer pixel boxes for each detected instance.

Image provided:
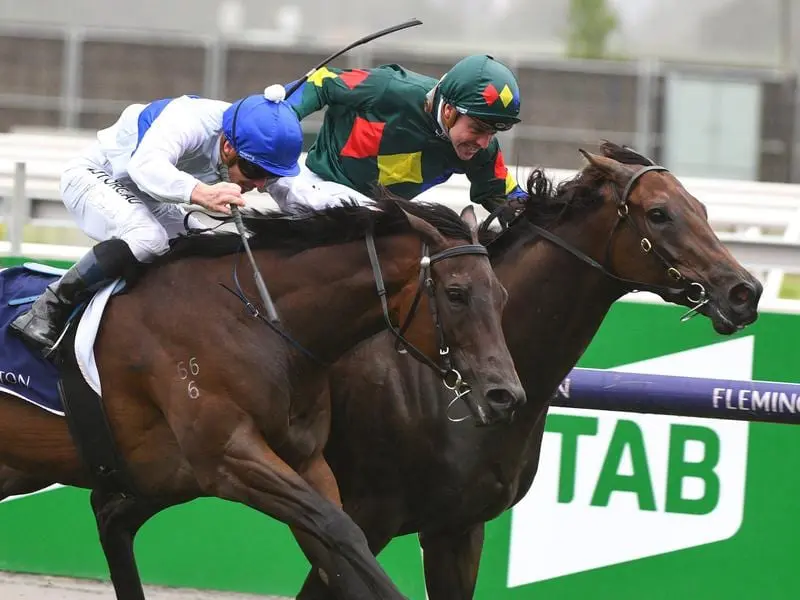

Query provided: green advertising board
[1,295,799,599]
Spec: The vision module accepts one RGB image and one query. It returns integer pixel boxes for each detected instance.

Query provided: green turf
[779,273,800,299]
[1,223,93,247]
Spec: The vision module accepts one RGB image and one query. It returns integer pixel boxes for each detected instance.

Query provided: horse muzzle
[704,278,762,334]
[468,384,527,427]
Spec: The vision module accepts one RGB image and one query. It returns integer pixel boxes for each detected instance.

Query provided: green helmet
[437,54,521,130]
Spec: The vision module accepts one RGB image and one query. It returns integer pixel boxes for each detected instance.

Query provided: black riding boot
[10,238,138,354]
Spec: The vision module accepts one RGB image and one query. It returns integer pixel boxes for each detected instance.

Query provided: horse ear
[579,148,637,184]
[400,208,448,248]
[460,205,479,233]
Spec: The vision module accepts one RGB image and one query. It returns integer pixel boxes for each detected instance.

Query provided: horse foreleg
[419,522,486,600]
[291,455,345,599]
[296,496,403,600]
[189,422,407,600]
[91,490,184,600]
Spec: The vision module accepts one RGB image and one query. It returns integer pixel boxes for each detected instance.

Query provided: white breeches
[268,162,376,212]
[60,153,203,263]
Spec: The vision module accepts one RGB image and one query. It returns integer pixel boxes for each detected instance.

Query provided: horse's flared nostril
[728,281,761,309]
[486,386,526,411]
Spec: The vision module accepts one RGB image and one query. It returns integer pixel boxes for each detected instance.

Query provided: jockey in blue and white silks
[11,90,303,355]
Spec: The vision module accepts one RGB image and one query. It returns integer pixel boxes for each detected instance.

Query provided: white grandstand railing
[4,129,800,307]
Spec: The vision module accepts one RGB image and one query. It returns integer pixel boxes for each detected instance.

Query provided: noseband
[493,164,710,320]
[366,232,493,421]
[607,165,710,319]
[223,216,492,420]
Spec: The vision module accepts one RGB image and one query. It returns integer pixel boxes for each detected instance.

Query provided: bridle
[365,230,496,423]
[220,211,494,420]
[489,164,710,321]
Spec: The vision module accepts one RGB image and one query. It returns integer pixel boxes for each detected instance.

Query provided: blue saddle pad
[0,265,64,415]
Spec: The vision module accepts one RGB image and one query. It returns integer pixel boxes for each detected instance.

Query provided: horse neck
[255,234,421,365]
[497,214,626,411]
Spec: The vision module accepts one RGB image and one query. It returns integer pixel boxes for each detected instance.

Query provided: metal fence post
[60,27,84,129]
[790,74,800,183]
[635,58,657,159]
[204,35,225,100]
[10,161,29,257]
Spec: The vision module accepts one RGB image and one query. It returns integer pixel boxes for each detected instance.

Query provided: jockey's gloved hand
[484,197,525,229]
[191,182,246,215]
[496,203,519,228]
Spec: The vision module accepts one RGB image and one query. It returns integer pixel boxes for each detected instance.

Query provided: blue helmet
[222,93,302,177]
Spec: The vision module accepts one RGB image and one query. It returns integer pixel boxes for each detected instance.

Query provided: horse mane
[162,188,472,262]
[479,141,654,252]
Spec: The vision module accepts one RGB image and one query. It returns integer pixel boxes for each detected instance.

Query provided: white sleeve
[126,98,207,204]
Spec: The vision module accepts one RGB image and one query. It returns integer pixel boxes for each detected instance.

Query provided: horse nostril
[486,387,526,410]
[729,282,758,308]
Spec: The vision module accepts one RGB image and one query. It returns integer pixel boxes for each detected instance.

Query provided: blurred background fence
[0,23,797,180]
[4,1,800,299]
[2,0,800,180]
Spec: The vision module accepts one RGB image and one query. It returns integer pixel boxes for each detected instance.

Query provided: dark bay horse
[291,143,762,598]
[0,195,524,600]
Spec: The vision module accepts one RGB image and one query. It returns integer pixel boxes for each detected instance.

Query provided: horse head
[380,195,526,425]
[575,143,761,333]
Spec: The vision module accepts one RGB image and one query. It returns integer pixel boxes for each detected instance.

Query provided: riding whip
[284,18,423,99]
[229,17,423,324]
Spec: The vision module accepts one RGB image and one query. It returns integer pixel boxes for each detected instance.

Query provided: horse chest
[468,467,520,513]
[417,454,521,524]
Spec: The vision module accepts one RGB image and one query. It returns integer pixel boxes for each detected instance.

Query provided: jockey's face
[221,138,272,192]
[443,104,496,161]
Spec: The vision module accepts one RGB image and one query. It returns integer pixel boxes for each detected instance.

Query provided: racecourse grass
[1,222,93,247]
[780,274,800,300]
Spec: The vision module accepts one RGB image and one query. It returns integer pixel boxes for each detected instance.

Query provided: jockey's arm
[126,98,209,204]
[285,68,380,120]
[466,141,528,224]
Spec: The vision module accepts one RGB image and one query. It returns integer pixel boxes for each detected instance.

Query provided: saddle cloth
[0,264,118,415]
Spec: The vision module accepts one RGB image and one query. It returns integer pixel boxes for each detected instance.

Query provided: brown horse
[0,144,763,598]
[290,143,762,598]
[0,194,524,600]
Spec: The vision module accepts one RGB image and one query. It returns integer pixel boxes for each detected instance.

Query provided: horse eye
[446,287,469,305]
[647,208,671,224]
